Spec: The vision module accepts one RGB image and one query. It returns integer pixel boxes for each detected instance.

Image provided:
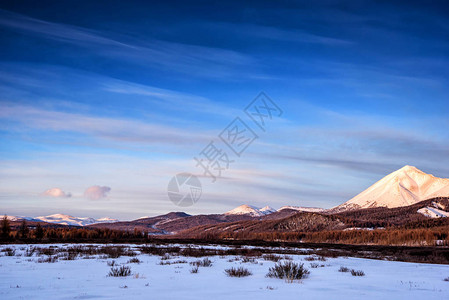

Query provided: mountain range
[5,214,118,226]
[4,166,449,234]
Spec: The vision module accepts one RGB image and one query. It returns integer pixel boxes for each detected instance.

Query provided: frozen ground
[1,244,448,300]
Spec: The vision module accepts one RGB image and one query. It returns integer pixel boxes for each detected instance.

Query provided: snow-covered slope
[225,205,324,216]
[260,206,277,214]
[224,205,276,217]
[336,165,449,211]
[36,214,118,226]
[4,215,21,221]
[278,206,325,213]
[3,215,42,222]
[417,207,449,218]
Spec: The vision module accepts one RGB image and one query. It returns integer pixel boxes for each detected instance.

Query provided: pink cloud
[42,188,71,198]
[84,185,111,200]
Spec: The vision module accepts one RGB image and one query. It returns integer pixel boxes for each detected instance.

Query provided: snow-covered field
[1,244,448,300]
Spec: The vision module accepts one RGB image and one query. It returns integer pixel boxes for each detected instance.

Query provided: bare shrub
[37,255,58,263]
[318,256,327,261]
[100,246,136,258]
[190,266,199,273]
[107,260,117,267]
[339,266,350,272]
[304,256,316,261]
[25,247,35,257]
[5,248,15,256]
[190,258,212,267]
[61,252,77,260]
[225,267,252,277]
[263,254,282,262]
[35,247,56,256]
[108,265,131,277]
[350,269,365,276]
[160,253,172,260]
[241,256,257,263]
[128,257,141,264]
[266,261,309,282]
[227,257,240,262]
[159,259,187,265]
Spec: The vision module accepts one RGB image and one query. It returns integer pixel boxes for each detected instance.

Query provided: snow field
[0,244,448,300]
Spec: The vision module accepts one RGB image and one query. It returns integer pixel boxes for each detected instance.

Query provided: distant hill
[176,197,449,239]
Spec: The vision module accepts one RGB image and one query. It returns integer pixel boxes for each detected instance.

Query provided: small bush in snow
[317,256,327,261]
[4,248,15,256]
[190,266,199,274]
[159,259,187,265]
[241,256,257,263]
[24,247,35,257]
[107,260,116,267]
[225,267,252,277]
[190,258,212,267]
[37,255,58,263]
[304,256,316,261]
[160,253,172,260]
[263,254,282,262]
[128,257,141,264]
[60,252,77,260]
[108,265,131,277]
[339,266,350,273]
[100,246,136,259]
[304,255,326,262]
[443,277,449,282]
[350,269,365,276]
[266,261,309,282]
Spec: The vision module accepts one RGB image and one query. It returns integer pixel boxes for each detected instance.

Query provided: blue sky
[1,0,448,219]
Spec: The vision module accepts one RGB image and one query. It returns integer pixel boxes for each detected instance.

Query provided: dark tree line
[0,215,152,243]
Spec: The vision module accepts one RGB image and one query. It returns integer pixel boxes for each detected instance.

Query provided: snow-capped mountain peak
[260,206,276,213]
[44,214,75,219]
[224,204,276,217]
[336,165,449,210]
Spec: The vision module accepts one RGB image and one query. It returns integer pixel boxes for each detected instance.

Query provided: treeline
[2,215,449,247]
[190,226,449,246]
[1,216,152,243]
[335,197,449,228]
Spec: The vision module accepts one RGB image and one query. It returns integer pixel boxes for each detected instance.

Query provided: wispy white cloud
[0,9,257,79]
[0,9,130,48]
[204,21,353,45]
[0,102,213,148]
[102,79,240,118]
[0,62,240,121]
